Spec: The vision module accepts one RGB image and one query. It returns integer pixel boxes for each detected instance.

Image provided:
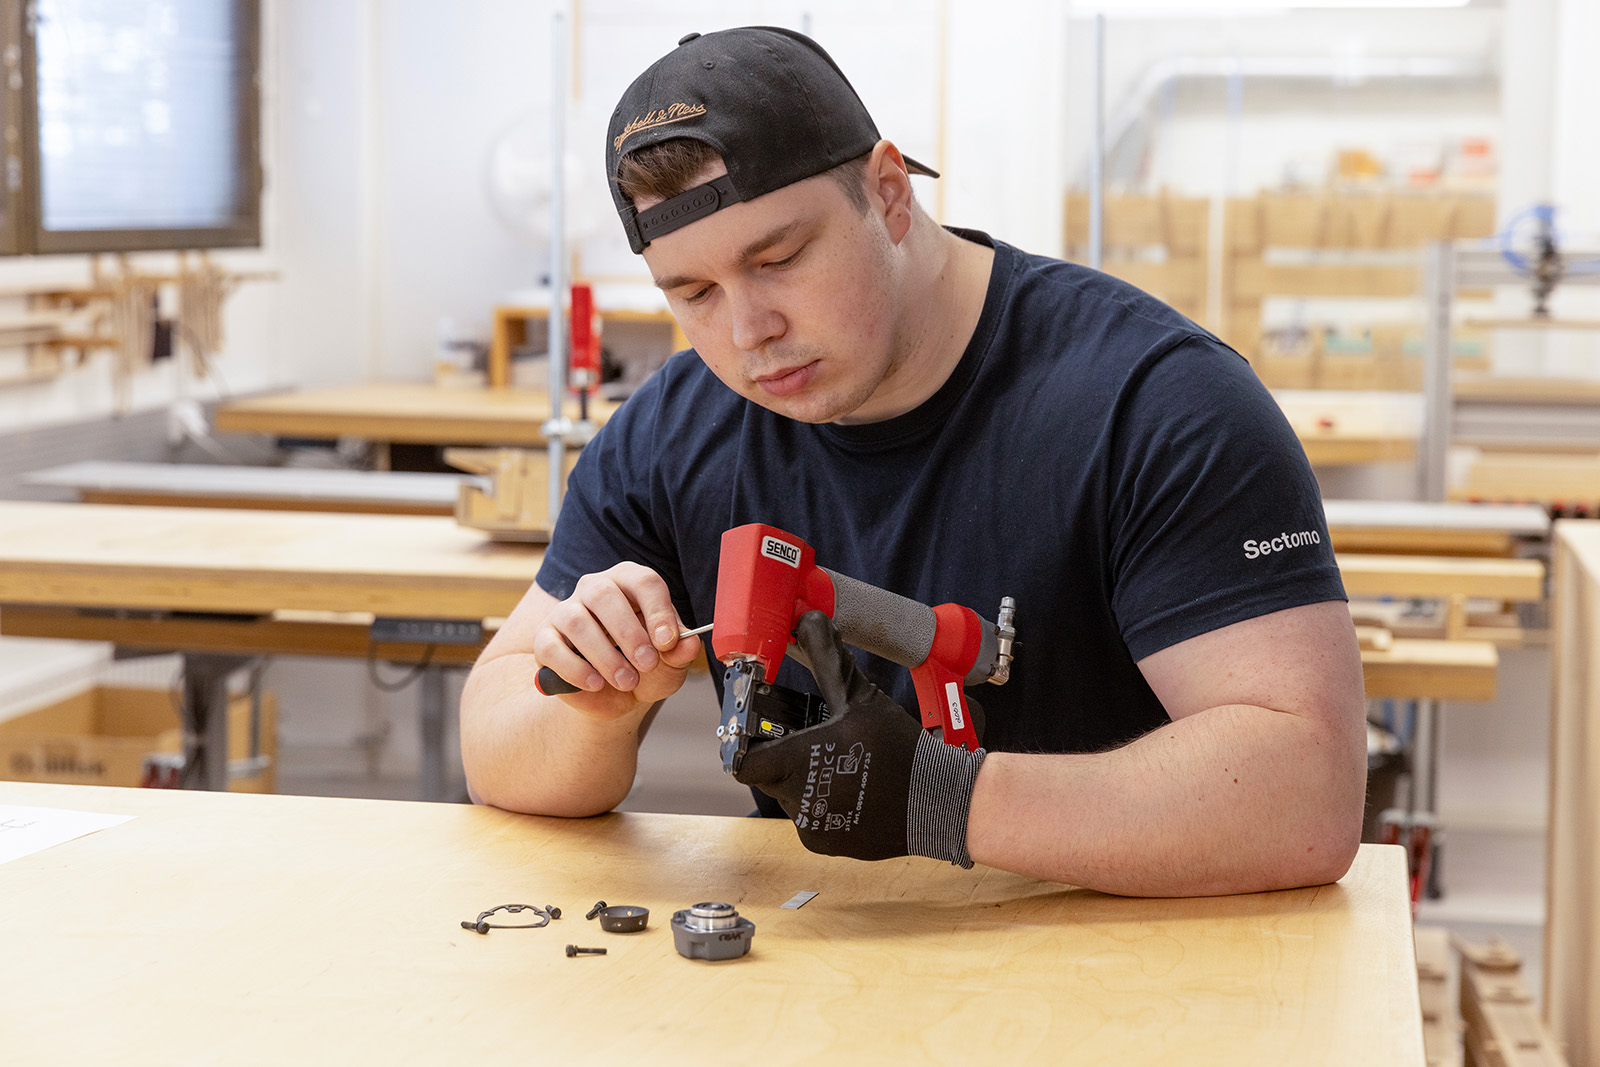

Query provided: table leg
[419,665,446,802]
[179,653,255,791]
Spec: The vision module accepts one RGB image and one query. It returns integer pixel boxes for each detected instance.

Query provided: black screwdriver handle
[533,623,710,698]
[535,666,583,696]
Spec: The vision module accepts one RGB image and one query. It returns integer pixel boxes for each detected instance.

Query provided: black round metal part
[597,905,650,933]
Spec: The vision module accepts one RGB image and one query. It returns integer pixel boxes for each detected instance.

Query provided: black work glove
[732,611,987,867]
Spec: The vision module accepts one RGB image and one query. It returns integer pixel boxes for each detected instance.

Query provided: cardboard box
[0,685,276,792]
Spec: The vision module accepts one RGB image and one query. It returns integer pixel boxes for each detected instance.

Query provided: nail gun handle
[821,568,938,669]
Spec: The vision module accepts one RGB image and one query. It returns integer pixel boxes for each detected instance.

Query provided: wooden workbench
[213,382,622,449]
[0,781,1425,1065]
[1451,451,1600,510]
[489,300,687,388]
[1547,518,1600,1066]
[0,501,544,797]
[0,501,539,619]
[1274,391,1420,467]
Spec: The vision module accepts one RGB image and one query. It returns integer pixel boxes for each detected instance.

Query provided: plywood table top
[0,782,1424,1065]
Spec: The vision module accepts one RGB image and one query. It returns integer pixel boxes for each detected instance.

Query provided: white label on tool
[761,536,801,568]
[944,682,966,731]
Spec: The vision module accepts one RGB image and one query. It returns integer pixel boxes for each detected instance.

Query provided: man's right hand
[528,561,702,720]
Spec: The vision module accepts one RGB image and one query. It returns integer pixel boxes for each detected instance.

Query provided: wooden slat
[1415,925,1461,1067]
[1330,527,1515,557]
[1337,554,1545,601]
[1232,260,1421,300]
[1361,639,1497,701]
[1456,937,1569,1067]
[1451,454,1600,506]
[1064,192,1210,253]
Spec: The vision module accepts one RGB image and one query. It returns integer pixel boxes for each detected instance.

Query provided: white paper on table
[0,804,135,865]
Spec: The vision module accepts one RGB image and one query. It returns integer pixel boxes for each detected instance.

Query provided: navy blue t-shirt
[537,232,1344,760]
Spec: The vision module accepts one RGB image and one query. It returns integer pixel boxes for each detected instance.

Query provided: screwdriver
[535,622,714,696]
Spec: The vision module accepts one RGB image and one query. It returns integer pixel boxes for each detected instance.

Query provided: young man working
[460,26,1366,897]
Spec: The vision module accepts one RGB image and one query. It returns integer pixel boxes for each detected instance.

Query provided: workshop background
[1,0,1597,1057]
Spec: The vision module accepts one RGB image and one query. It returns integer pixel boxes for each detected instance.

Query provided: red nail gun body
[711,523,1016,774]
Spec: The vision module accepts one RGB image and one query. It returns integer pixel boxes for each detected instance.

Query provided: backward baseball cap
[607,26,938,254]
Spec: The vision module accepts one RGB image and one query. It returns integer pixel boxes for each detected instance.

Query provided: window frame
[4,0,262,256]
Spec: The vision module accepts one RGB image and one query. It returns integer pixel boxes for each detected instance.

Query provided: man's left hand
[732,611,987,866]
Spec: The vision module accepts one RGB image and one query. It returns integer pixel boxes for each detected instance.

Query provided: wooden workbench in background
[0,500,1512,704]
[0,501,545,797]
[0,781,1425,1064]
[25,460,467,516]
[213,382,622,453]
[213,381,1418,470]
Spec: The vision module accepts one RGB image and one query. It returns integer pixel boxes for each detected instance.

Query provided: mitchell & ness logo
[1243,528,1322,559]
[614,102,707,151]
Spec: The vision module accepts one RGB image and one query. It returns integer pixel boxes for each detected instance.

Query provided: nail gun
[712,523,1016,775]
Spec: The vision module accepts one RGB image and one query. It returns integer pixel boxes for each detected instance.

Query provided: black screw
[566,944,607,957]
[546,904,562,920]
[585,900,606,920]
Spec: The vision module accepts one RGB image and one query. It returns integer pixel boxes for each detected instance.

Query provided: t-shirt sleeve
[534,382,689,608]
[1106,336,1345,661]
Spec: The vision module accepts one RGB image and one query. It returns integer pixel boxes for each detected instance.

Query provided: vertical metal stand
[544,7,570,527]
[1419,241,1455,503]
[1087,13,1105,272]
[419,665,446,802]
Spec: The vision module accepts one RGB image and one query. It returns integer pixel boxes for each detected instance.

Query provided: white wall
[1061,7,1504,199]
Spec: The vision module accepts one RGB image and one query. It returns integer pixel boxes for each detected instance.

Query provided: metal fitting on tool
[989,596,1018,685]
[670,902,755,961]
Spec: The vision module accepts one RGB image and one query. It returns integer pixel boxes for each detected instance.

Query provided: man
[460,26,1366,897]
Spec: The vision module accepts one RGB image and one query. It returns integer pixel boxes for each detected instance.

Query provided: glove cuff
[906,733,987,869]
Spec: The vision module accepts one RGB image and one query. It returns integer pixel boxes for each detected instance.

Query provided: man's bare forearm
[966,703,1365,896]
[459,651,651,816]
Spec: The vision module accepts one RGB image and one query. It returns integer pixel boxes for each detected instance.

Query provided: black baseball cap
[607,26,938,254]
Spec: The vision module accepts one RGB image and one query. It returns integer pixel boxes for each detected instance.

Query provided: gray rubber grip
[821,567,937,668]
